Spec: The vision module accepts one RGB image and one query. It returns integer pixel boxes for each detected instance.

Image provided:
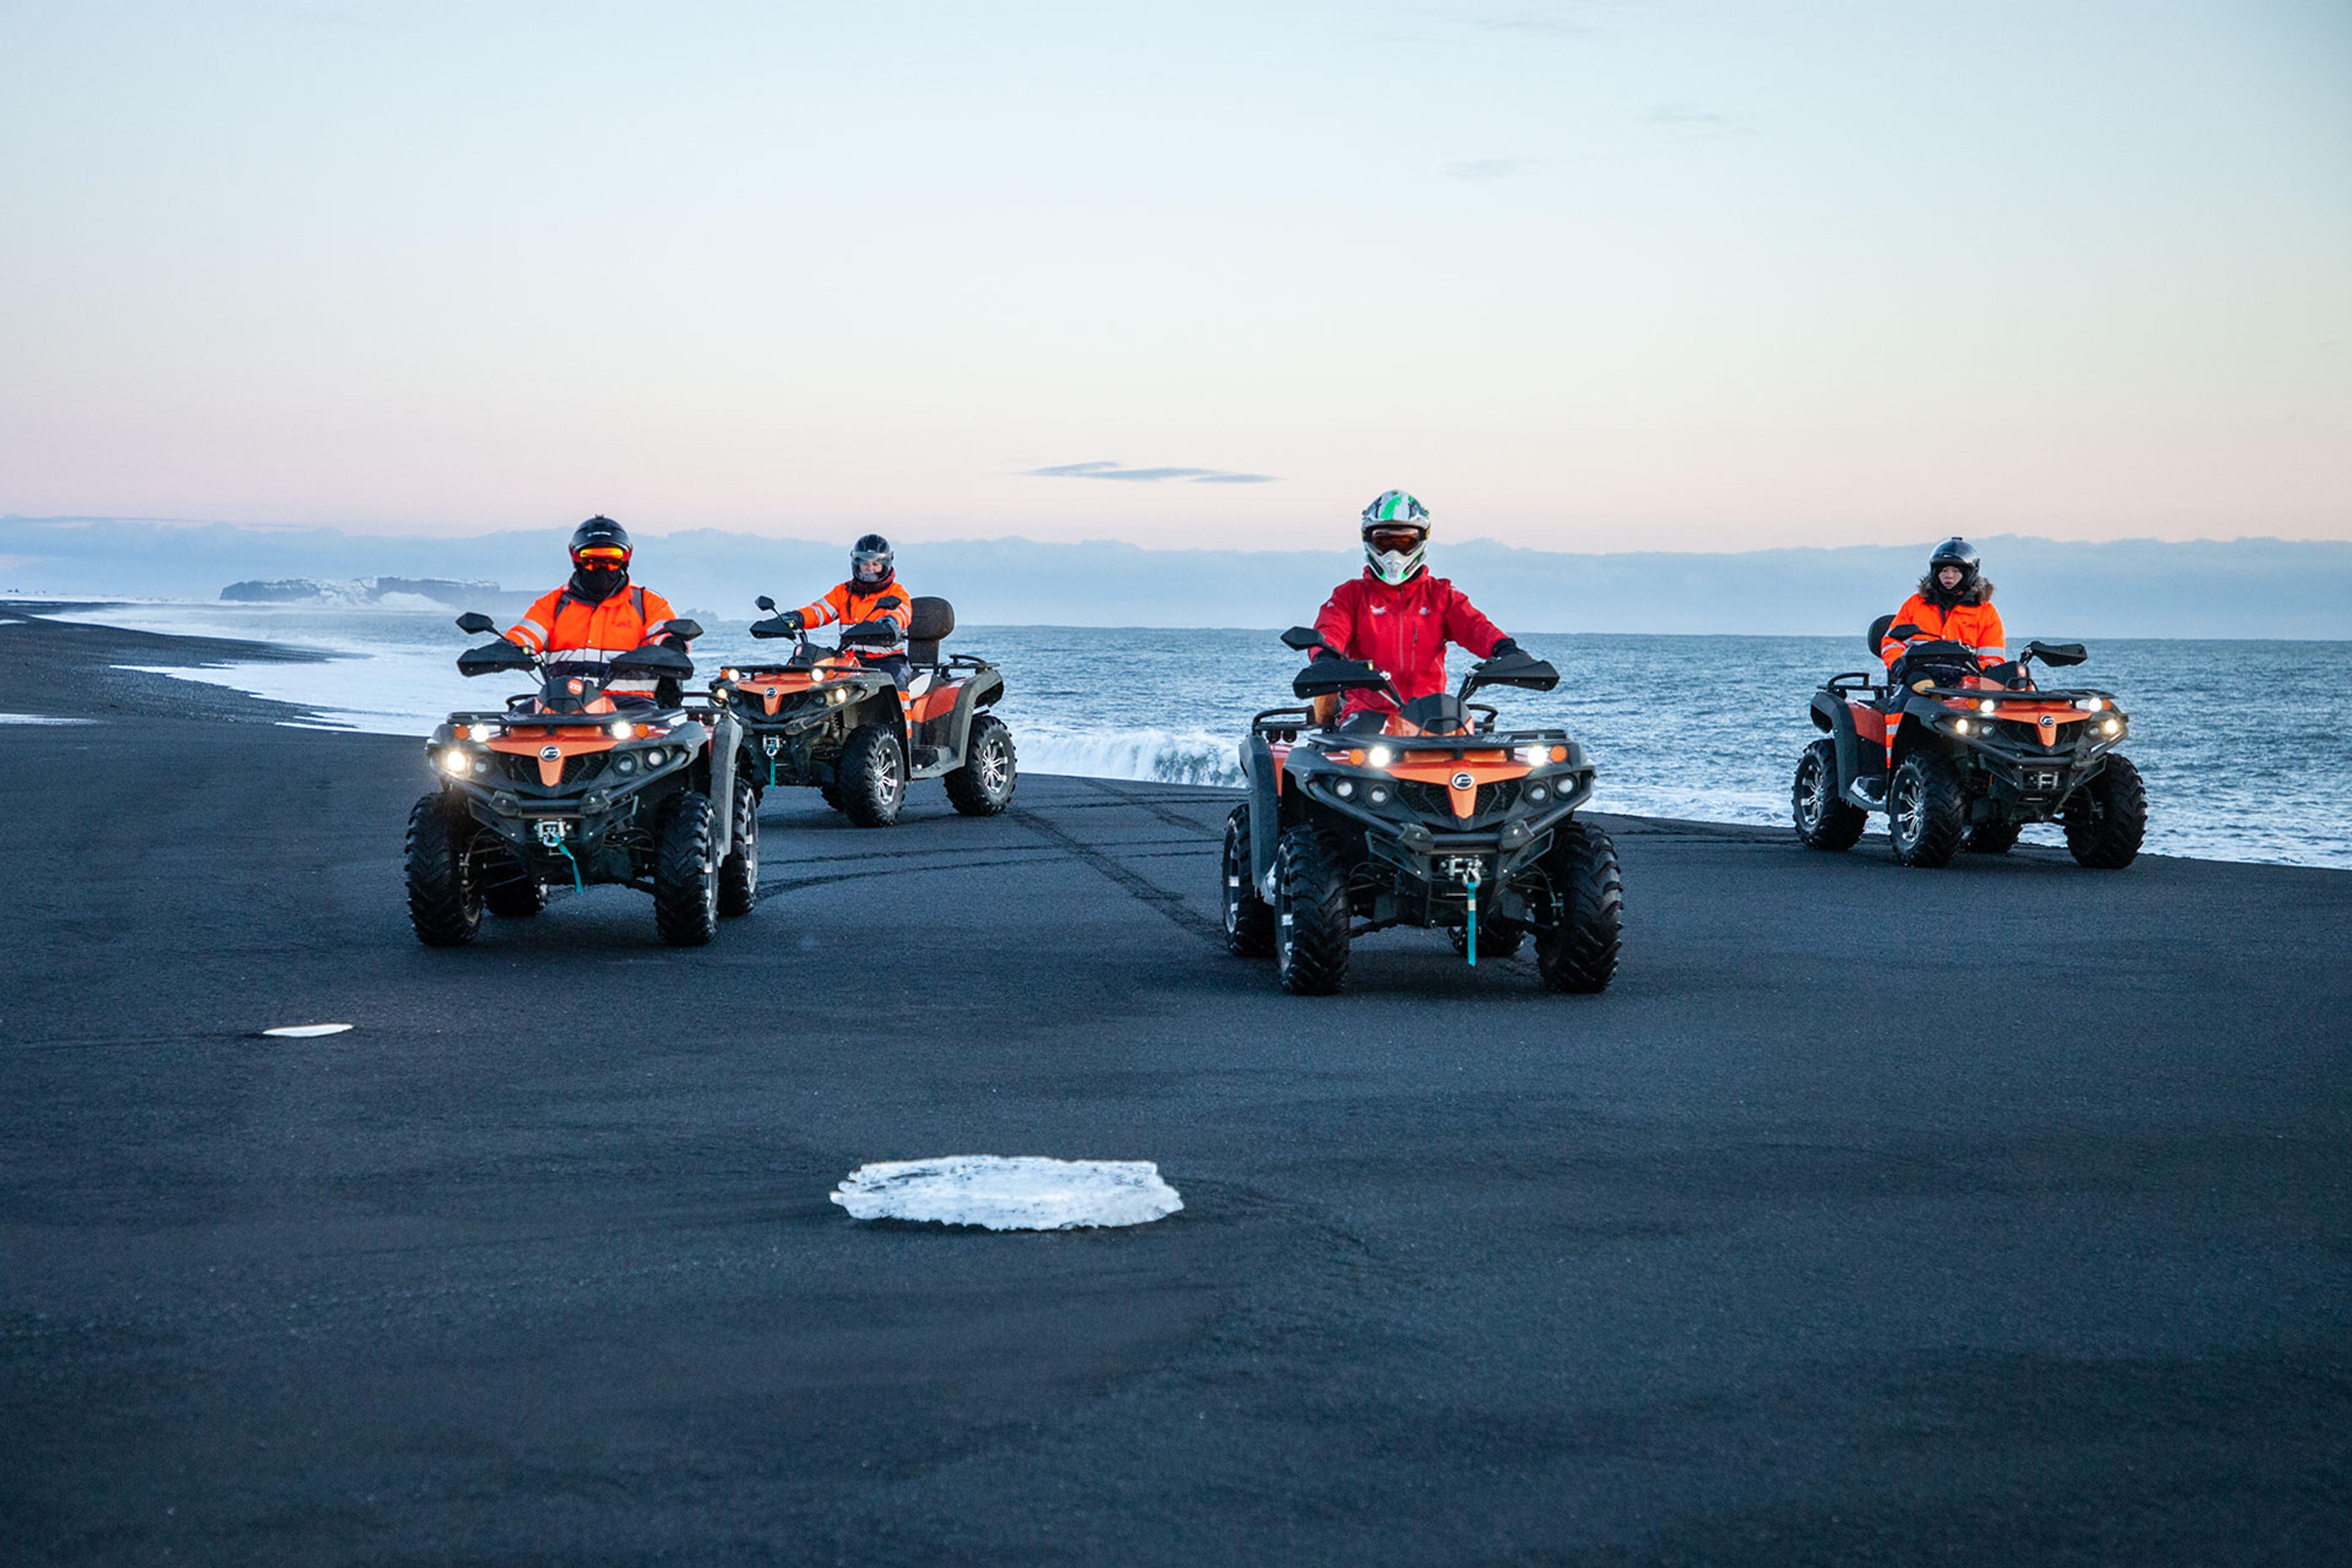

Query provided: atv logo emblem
[1451,771,1476,791]
[567,677,585,695]
[540,744,563,761]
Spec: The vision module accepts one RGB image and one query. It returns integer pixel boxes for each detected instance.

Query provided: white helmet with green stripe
[1360,489,1431,585]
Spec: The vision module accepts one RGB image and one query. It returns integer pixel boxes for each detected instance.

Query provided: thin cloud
[1025,462,1278,484]
[1447,157,1532,183]
[1647,101,1753,137]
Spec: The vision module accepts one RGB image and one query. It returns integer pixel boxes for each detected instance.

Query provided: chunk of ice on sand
[831,1156,1183,1231]
[260,1023,353,1038]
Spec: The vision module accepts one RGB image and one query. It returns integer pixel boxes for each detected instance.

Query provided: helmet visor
[1365,526,1427,554]
[851,554,891,582]
[572,545,630,565]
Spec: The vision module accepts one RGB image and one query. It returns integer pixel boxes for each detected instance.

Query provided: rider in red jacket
[1311,491,1518,727]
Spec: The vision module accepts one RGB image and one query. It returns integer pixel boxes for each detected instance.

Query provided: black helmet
[569,515,631,562]
[1927,536,1980,595]
[851,533,894,588]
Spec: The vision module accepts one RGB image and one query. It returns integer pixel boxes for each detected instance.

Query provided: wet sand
[2,608,2346,1566]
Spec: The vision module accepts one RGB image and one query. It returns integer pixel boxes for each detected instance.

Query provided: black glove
[1488,637,1520,659]
[779,610,805,633]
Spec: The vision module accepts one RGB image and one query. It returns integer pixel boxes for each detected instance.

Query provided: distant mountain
[220,575,516,611]
[5,514,2349,640]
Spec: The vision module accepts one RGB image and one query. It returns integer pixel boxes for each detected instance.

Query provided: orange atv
[405,611,755,948]
[1794,614,2146,869]
[709,594,1014,827]
[1223,627,1622,995]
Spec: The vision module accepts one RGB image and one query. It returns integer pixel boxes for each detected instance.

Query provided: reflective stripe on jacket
[796,580,913,652]
[506,585,680,689]
[1311,569,1507,720]
[1880,592,2006,668]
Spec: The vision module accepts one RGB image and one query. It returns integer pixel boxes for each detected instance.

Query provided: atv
[709,594,1015,827]
[1793,614,2146,869]
[404,612,756,948]
[1223,627,1623,995]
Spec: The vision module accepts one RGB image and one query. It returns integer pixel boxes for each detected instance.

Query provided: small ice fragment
[260,1023,353,1038]
[831,1155,1183,1231]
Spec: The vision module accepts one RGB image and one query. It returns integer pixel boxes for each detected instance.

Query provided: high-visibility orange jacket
[796,579,913,655]
[506,584,680,690]
[1880,592,2005,669]
[1312,569,1509,721]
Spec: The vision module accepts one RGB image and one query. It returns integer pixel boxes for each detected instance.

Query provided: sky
[2,0,2348,552]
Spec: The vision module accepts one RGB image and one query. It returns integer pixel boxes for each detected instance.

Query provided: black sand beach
[2,606,2346,1566]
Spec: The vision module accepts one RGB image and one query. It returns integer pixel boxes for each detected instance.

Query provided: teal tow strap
[553,838,583,894]
[1464,863,1480,967]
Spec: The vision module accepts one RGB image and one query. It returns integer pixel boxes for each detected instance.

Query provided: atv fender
[932,666,1005,769]
[1811,690,1872,803]
[705,712,739,859]
[1241,734,1283,891]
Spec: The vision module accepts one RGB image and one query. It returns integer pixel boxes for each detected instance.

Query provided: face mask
[571,562,628,602]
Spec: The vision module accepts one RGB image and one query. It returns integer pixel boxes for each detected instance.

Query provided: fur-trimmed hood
[1917,572,1994,608]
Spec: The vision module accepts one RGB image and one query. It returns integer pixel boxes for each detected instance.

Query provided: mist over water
[43,603,2352,870]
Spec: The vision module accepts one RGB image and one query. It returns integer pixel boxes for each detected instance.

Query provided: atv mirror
[1280,625,1331,654]
[608,643,695,679]
[749,615,797,640]
[839,619,900,646]
[665,619,703,643]
[2026,640,2087,668]
[457,639,533,677]
[455,611,497,636]
[755,595,776,612]
[1293,657,1392,699]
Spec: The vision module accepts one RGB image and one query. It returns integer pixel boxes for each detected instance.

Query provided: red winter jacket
[1311,569,1509,721]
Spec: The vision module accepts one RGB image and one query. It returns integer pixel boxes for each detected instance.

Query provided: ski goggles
[572,546,631,564]
[1365,526,1427,552]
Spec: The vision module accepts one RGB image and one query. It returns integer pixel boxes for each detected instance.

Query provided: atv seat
[908,597,954,665]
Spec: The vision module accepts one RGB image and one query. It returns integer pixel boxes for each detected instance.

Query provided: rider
[503,516,684,702]
[769,534,916,687]
[1880,537,2006,689]
[1310,491,1520,729]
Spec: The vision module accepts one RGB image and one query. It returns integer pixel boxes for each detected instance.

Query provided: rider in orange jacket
[1880,537,2005,687]
[1311,491,1518,728]
[768,535,916,685]
[503,516,683,699]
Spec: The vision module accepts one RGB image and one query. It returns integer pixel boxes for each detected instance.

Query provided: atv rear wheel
[478,843,548,919]
[1449,924,1526,960]
[945,713,1017,816]
[653,790,720,946]
[1793,738,1867,851]
[2065,753,2146,869]
[718,775,759,916]
[1888,752,1966,868]
[404,793,481,946]
[837,723,904,827]
[1221,804,1275,957]
[1534,821,1621,993]
[1965,817,2024,855]
[1275,824,1351,995]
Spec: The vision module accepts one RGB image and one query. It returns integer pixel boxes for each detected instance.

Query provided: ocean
[36,601,2352,870]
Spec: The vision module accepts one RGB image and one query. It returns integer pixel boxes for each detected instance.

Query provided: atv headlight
[1334,779,1355,799]
[1365,744,1395,769]
[2081,697,2106,712]
[1526,783,1549,802]
[1368,785,1390,805]
[612,754,638,775]
[1952,718,1973,736]
[439,747,471,774]
[643,748,666,768]
[826,687,848,706]
[1977,699,1998,714]
[1518,744,1548,766]
[2101,717,2122,736]
[466,723,497,741]
[609,719,636,740]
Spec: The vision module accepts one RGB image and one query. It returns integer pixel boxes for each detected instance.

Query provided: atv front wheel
[1888,752,1966,868]
[654,790,720,946]
[404,793,481,947]
[837,723,904,827]
[718,775,759,917]
[1793,738,1867,851]
[478,842,548,918]
[1534,821,1621,993]
[1275,824,1351,995]
[1449,923,1526,960]
[2065,753,2146,869]
[819,778,845,813]
[1221,804,1275,957]
[1965,818,2024,855]
[945,713,1017,816]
